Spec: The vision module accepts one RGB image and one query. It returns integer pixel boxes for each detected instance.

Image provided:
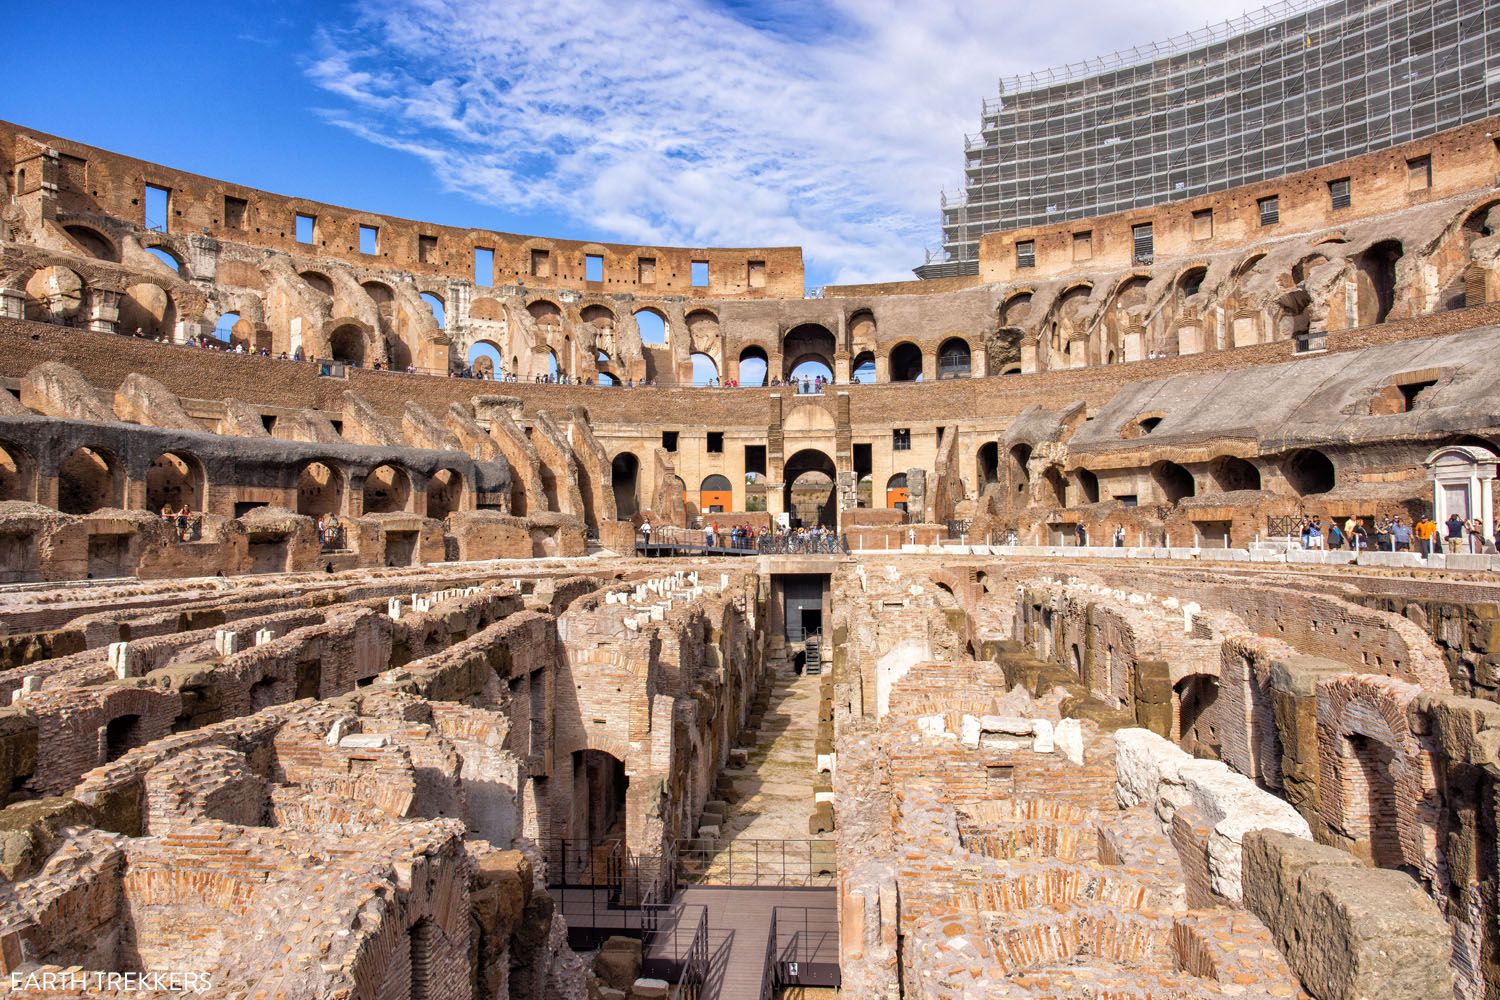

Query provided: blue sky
[7,0,1253,288]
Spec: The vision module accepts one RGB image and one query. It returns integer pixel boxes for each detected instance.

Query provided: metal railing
[318,524,347,552]
[755,533,849,556]
[161,514,203,542]
[765,904,841,990]
[759,908,779,1000]
[543,838,676,947]
[668,906,709,1000]
[677,839,836,887]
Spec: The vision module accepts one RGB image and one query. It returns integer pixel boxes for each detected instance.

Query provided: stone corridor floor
[719,662,828,843]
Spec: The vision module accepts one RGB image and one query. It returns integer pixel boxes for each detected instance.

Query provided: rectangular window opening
[260,414,277,433]
[1407,155,1432,191]
[638,257,657,284]
[1328,178,1351,210]
[747,260,767,288]
[1119,494,1138,508]
[1191,208,1213,240]
[329,419,344,436]
[530,248,551,278]
[662,431,679,452]
[418,234,438,263]
[1131,222,1153,263]
[223,196,248,230]
[706,431,724,453]
[145,184,170,232]
[744,445,767,477]
[295,213,316,245]
[1258,195,1279,226]
[1398,379,1438,411]
[585,254,603,283]
[474,247,494,287]
[359,224,379,255]
[893,428,911,451]
[691,260,709,287]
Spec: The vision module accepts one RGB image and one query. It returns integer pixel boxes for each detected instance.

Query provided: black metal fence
[677,839,836,887]
[755,533,849,556]
[318,524,347,551]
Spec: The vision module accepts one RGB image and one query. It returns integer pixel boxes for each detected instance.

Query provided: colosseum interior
[7,22,1500,1000]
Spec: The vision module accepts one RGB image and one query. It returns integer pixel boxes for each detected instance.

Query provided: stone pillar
[971,343,988,377]
[834,351,850,384]
[87,288,121,334]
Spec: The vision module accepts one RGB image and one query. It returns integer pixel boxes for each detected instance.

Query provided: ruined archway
[782,324,835,380]
[886,472,909,510]
[1283,448,1335,496]
[57,446,118,514]
[363,464,412,514]
[427,469,463,519]
[572,749,628,846]
[1356,239,1404,324]
[889,342,924,382]
[328,324,368,366]
[296,461,344,517]
[146,451,204,512]
[1209,456,1261,492]
[1008,443,1032,498]
[937,337,971,379]
[737,345,768,387]
[611,453,640,518]
[783,449,837,528]
[977,442,999,486]
[0,440,35,502]
[1151,460,1195,504]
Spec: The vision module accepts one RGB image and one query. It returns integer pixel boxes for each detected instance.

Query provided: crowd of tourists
[1297,513,1497,554]
[636,520,845,553]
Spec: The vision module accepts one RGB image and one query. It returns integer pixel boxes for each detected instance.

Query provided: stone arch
[633,307,668,347]
[1041,467,1066,507]
[119,281,176,339]
[849,308,876,349]
[611,452,640,517]
[25,265,85,323]
[886,472,909,510]
[977,442,999,487]
[64,224,119,262]
[361,279,395,311]
[296,460,345,517]
[1151,460,1195,504]
[782,324,835,380]
[1008,443,1032,498]
[1177,265,1208,298]
[685,308,721,354]
[699,474,732,514]
[0,439,36,502]
[57,445,120,514]
[298,270,334,297]
[783,448,837,528]
[420,291,445,328]
[1282,448,1335,496]
[327,323,369,366]
[889,341,924,382]
[141,244,185,275]
[1315,675,1431,878]
[1209,456,1261,492]
[851,350,876,384]
[146,451,205,512]
[1072,468,1100,504]
[1355,239,1404,324]
[467,338,504,378]
[999,291,1033,326]
[527,299,563,327]
[571,748,628,845]
[937,337,971,379]
[1233,252,1267,279]
[737,344,769,386]
[427,468,464,519]
[363,463,412,514]
[690,352,718,386]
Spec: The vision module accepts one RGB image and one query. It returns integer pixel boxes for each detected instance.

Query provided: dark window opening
[662,431,678,452]
[706,431,723,453]
[1329,177,1351,210]
[1258,195,1279,226]
[893,428,911,451]
[744,445,766,477]
[223,196,248,230]
[1398,380,1437,411]
[418,234,437,263]
[260,414,277,433]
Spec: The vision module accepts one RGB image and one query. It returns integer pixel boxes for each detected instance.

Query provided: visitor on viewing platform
[1391,517,1412,551]
[1327,520,1344,550]
[1415,515,1437,555]
[1352,522,1369,552]
[640,520,652,545]
[1075,523,1087,547]
[1114,526,1125,547]
[1446,513,1466,553]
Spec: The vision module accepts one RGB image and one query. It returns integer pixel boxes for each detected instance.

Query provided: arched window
[1209,456,1261,492]
[467,341,501,377]
[611,453,640,516]
[144,246,182,274]
[420,292,445,328]
[363,464,411,514]
[1283,449,1335,495]
[889,342,923,382]
[1151,460,1196,503]
[851,351,876,384]
[699,474,733,514]
[328,325,366,366]
[146,451,204,512]
[691,353,718,386]
[427,469,463,519]
[58,446,117,514]
[937,338,971,379]
[635,309,667,346]
[738,346,768,387]
[297,461,344,517]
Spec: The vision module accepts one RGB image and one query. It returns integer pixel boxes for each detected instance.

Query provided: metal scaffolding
[918,0,1500,277]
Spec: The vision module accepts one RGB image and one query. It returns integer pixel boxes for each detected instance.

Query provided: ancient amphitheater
[6,8,1500,999]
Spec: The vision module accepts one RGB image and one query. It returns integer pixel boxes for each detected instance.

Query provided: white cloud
[309,0,1255,285]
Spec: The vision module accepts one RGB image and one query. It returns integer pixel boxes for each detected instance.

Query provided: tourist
[1114,526,1125,547]
[1352,522,1369,553]
[1392,517,1411,552]
[1075,522,1087,547]
[1446,513,1466,553]
[1328,520,1343,550]
[640,520,652,545]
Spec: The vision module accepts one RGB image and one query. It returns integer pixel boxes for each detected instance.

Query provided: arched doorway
[690,352,719,386]
[572,749,628,845]
[427,469,463,519]
[363,464,412,514]
[889,342,923,382]
[699,474,732,514]
[737,346,768,387]
[611,453,640,517]
[634,309,667,346]
[1357,240,1404,324]
[328,325,367,366]
[1009,443,1032,498]
[297,461,344,517]
[783,449,837,528]
[977,443,999,487]
[146,451,204,512]
[57,446,118,514]
[782,324,835,381]
[1283,449,1335,496]
[0,441,34,502]
[1209,456,1261,492]
[1151,460,1196,503]
[937,337,971,379]
[851,351,876,384]
[886,472,909,511]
